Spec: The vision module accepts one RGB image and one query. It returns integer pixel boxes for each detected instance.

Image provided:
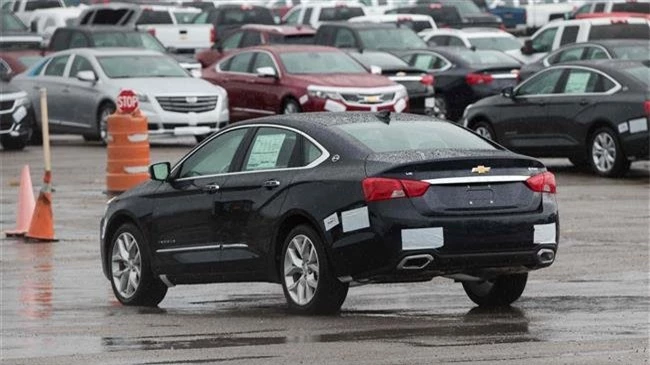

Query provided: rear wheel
[462,273,528,307]
[473,121,496,141]
[588,127,629,177]
[280,225,348,314]
[84,102,114,144]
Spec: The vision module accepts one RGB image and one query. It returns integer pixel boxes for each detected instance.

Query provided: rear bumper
[619,119,649,160]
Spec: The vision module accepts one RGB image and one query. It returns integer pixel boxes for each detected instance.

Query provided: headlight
[15,96,29,106]
[137,93,149,103]
[307,87,342,101]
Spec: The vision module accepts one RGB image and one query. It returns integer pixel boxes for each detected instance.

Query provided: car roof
[240,24,316,35]
[57,26,143,33]
[320,21,397,30]
[349,14,433,21]
[48,47,163,57]
[240,44,343,53]
[551,16,650,25]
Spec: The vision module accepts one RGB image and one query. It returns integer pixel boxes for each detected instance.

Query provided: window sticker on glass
[246,134,286,170]
[564,71,591,94]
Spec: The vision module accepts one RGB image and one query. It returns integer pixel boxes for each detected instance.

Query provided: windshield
[0,41,41,51]
[19,56,43,68]
[610,43,650,60]
[97,55,188,78]
[338,121,497,153]
[392,20,433,33]
[438,0,482,14]
[1,12,27,32]
[219,8,275,25]
[268,34,315,45]
[280,51,367,74]
[469,36,523,51]
[349,52,409,68]
[318,6,365,21]
[452,48,520,67]
[358,28,427,50]
[91,32,166,52]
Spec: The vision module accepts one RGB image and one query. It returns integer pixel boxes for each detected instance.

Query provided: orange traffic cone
[5,165,36,237]
[26,171,55,242]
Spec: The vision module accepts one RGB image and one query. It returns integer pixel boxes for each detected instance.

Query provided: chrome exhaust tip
[537,249,555,265]
[397,254,434,270]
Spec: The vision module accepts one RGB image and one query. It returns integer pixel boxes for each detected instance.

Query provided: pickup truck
[487,0,527,32]
[76,4,214,52]
[490,0,577,34]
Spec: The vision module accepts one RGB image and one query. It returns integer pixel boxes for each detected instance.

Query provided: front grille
[156,95,218,113]
[340,93,395,105]
[0,100,14,112]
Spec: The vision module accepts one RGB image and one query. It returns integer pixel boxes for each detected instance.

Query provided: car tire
[108,223,167,307]
[84,102,115,144]
[282,98,301,114]
[1,135,28,151]
[588,127,630,177]
[280,225,348,314]
[462,273,527,307]
[473,121,496,141]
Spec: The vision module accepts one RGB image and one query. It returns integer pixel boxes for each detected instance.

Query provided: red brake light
[147,28,156,38]
[362,178,429,202]
[466,73,494,85]
[420,74,435,86]
[525,172,556,194]
[644,100,650,116]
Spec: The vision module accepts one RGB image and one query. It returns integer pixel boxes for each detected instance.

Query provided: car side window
[561,69,615,94]
[221,31,243,50]
[559,25,579,46]
[179,128,248,178]
[594,3,606,12]
[302,7,313,23]
[284,8,301,24]
[251,52,276,73]
[240,31,262,48]
[226,52,254,73]
[43,55,70,77]
[68,55,94,78]
[554,47,584,64]
[334,28,356,48]
[243,128,300,171]
[428,35,448,46]
[69,31,89,48]
[447,36,465,46]
[516,68,564,96]
[303,138,322,166]
[409,53,449,71]
[50,29,71,51]
[585,47,609,60]
[531,27,557,53]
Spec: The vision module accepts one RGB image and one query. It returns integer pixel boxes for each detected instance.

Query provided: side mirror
[149,162,171,181]
[256,67,277,78]
[76,70,97,82]
[501,86,515,99]
[520,39,535,55]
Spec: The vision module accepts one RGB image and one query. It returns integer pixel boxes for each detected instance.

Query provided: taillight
[362,178,429,202]
[644,100,650,116]
[525,172,556,194]
[420,74,435,86]
[466,73,493,85]
[147,28,156,38]
[210,27,216,43]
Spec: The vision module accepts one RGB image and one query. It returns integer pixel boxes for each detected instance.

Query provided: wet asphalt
[1,137,648,365]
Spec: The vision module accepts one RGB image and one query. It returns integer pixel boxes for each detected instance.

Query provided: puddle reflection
[17,242,54,320]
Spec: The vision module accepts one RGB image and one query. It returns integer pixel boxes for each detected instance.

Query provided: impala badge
[186,96,198,104]
[471,165,491,174]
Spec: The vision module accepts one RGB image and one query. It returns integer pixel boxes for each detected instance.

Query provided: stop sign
[116,89,139,114]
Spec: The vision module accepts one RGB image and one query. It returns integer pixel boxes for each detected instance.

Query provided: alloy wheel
[100,108,112,143]
[284,234,319,306]
[475,126,493,140]
[434,97,447,119]
[591,132,616,173]
[111,232,142,299]
[284,102,300,114]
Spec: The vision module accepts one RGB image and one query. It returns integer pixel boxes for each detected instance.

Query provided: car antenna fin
[376,110,391,124]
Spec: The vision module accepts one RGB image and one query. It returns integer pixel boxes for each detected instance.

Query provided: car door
[151,127,252,276]
[497,67,565,154]
[64,54,101,132]
[248,51,282,115]
[217,51,256,122]
[215,126,310,275]
[38,54,72,132]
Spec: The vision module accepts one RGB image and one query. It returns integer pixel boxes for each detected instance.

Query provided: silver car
[11,48,229,143]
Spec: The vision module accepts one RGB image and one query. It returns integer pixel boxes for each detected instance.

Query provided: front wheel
[84,102,115,144]
[473,121,496,141]
[281,225,348,314]
[588,127,630,177]
[109,223,167,306]
[462,273,528,307]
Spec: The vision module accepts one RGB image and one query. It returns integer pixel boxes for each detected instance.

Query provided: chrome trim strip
[156,244,221,253]
[423,175,529,185]
[221,243,248,249]
[0,91,25,101]
[491,74,517,79]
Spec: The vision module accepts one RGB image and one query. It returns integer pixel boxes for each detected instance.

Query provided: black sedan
[399,47,521,122]
[519,40,650,81]
[101,112,559,314]
[463,60,650,177]
[346,50,436,115]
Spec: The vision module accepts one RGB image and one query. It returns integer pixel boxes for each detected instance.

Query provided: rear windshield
[589,24,650,40]
[451,48,520,67]
[611,3,650,13]
[349,52,409,68]
[391,20,433,33]
[280,51,367,74]
[358,28,427,50]
[610,43,650,60]
[338,121,496,153]
[469,36,523,52]
[19,55,43,68]
[267,33,315,45]
[91,32,166,52]
[0,41,42,51]
[88,9,133,25]
[24,0,62,11]
[318,6,365,21]
[173,11,199,24]
[621,62,650,86]
[136,10,173,25]
[219,8,275,25]
[1,12,27,31]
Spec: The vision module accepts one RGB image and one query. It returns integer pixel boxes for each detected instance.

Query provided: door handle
[201,183,220,194]
[262,179,280,188]
[579,99,589,106]
[62,88,70,93]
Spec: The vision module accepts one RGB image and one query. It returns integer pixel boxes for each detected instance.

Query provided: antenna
[376,110,391,124]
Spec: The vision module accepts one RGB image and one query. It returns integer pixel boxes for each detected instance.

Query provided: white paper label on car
[533,223,556,244]
[425,98,435,108]
[245,134,286,170]
[299,94,309,105]
[618,122,629,134]
[394,98,406,113]
[323,213,340,231]
[401,227,444,250]
[12,106,27,123]
[628,118,648,134]
[324,100,346,112]
[341,207,369,233]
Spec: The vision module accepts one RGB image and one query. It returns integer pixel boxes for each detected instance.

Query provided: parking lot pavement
[1,137,649,365]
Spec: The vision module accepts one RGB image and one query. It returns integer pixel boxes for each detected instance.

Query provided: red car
[196,24,316,67]
[202,45,409,122]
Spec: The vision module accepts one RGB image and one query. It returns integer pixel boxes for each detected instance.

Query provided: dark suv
[314,22,428,51]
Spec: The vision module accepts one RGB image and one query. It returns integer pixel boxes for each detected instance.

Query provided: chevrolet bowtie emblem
[471,165,491,174]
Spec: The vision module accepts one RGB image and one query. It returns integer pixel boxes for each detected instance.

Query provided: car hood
[107,77,225,95]
[169,53,200,65]
[1,81,26,95]
[288,73,396,88]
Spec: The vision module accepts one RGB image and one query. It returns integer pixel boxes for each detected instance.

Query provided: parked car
[27,7,82,47]
[100,111,559,313]
[0,80,35,150]
[463,60,650,177]
[191,4,275,42]
[520,17,650,62]
[12,48,229,143]
[314,22,428,51]
[486,0,527,32]
[1,0,65,27]
[519,39,650,80]
[1,10,44,51]
[76,3,215,52]
[421,27,527,62]
[282,2,367,28]
[202,45,408,122]
[0,50,43,79]
[346,50,435,115]
[348,14,438,35]
[196,24,316,68]
[569,0,650,19]
[489,0,575,33]
[400,47,521,121]
[47,26,202,77]
[388,1,503,29]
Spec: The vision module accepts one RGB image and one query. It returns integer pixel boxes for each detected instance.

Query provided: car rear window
[610,43,650,60]
[318,6,365,21]
[452,48,520,68]
[391,20,433,33]
[220,7,275,25]
[24,0,62,11]
[91,32,166,52]
[19,55,43,68]
[611,3,650,13]
[280,51,367,74]
[358,28,427,50]
[337,121,497,153]
[0,41,42,51]
[469,36,523,52]
[137,10,173,25]
[1,12,27,32]
[173,11,199,24]
[268,33,315,45]
[589,23,650,40]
